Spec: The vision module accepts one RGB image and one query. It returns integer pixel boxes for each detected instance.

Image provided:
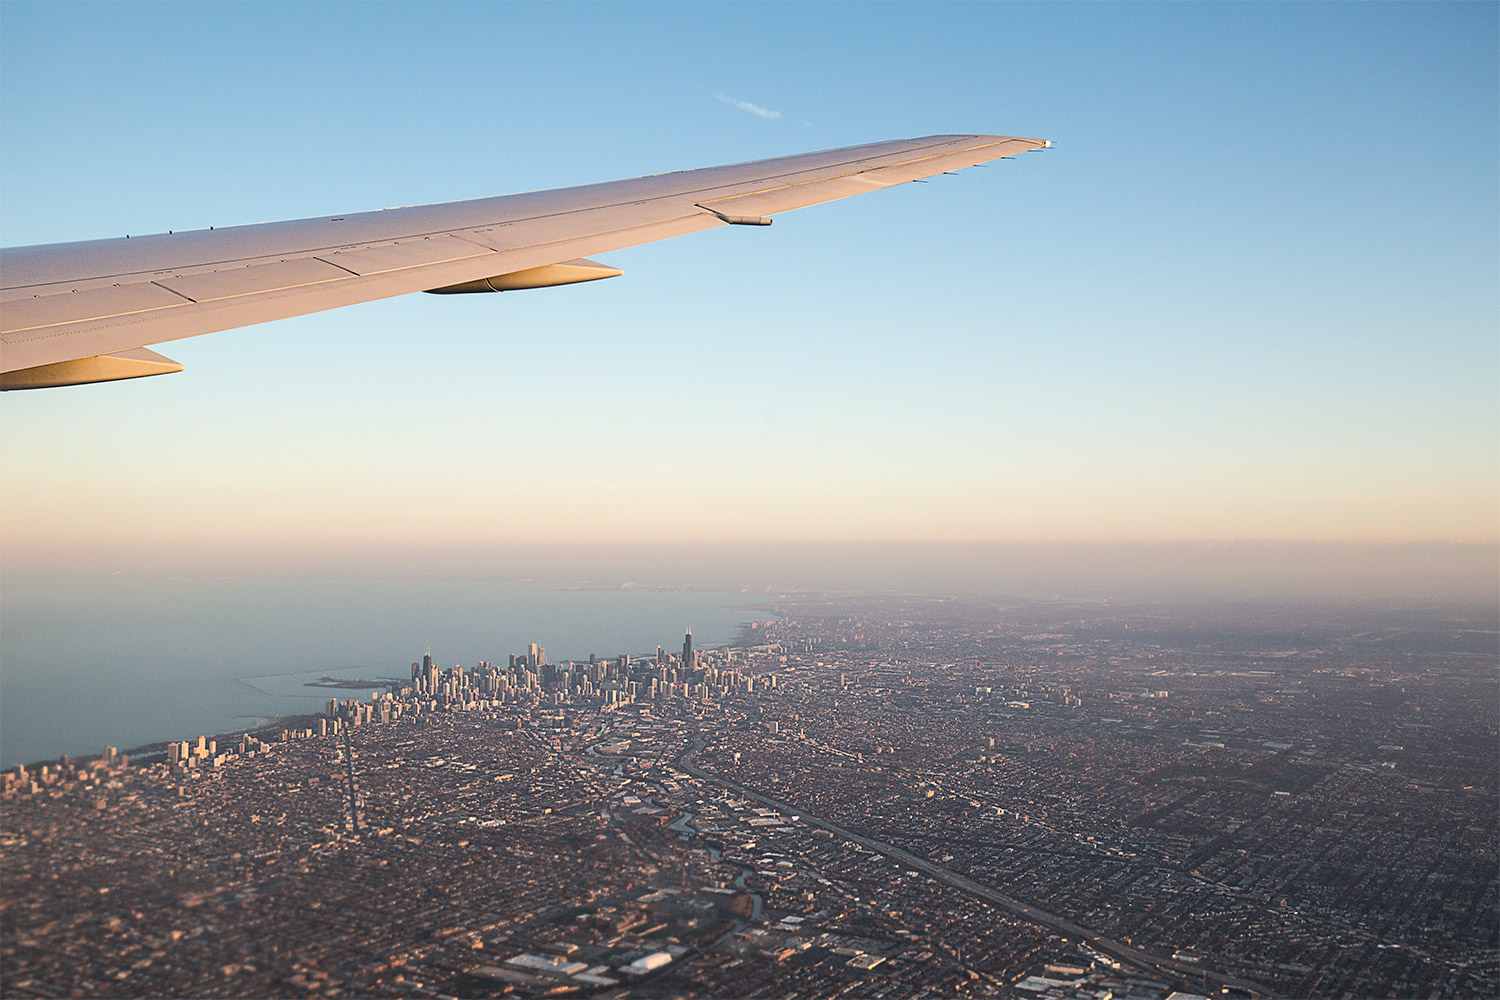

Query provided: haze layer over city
[1,3,1496,1000]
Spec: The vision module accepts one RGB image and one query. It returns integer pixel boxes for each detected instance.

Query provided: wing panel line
[1,212,723,365]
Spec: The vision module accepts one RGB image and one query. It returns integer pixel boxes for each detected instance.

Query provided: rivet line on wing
[1,298,192,336]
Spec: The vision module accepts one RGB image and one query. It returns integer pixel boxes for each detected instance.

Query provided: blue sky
[1,2,1496,574]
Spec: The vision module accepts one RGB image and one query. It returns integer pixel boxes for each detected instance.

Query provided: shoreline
[9,634,756,774]
[18,713,326,773]
[3,587,758,771]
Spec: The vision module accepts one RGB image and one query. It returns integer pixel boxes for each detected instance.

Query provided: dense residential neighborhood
[3,596,1495,998]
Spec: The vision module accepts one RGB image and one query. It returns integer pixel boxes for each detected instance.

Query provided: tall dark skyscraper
[682,628,695,672]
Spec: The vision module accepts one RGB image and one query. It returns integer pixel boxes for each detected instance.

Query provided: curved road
[678,735,1277,999]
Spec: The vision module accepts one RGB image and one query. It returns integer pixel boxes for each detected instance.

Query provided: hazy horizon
[4,539,1494,606]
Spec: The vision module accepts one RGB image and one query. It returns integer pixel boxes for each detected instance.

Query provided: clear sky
[1,2,1496,582]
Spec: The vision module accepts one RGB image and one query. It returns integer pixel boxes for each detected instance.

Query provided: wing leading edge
[0,134,1049,389]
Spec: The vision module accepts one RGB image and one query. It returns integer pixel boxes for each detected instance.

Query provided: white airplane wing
[0,134,1048,390]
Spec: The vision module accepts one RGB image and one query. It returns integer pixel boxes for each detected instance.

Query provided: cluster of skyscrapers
[314,631,777,734]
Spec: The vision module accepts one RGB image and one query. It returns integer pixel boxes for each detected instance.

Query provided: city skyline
[1,2,1496,582]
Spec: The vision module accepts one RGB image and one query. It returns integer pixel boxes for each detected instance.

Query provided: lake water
[0,576,760,770]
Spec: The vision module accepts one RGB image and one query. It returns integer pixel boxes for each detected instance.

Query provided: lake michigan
[0,576,762,770]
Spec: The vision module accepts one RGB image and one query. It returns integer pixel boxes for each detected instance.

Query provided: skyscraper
[683,628,695,672]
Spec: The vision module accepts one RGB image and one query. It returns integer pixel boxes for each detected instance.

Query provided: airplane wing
[0,134,1048,390]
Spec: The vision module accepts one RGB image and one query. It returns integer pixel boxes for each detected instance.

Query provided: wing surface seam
[152,281,199,304]
[1,211,713,339]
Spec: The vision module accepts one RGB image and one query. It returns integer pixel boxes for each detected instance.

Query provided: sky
[1,2,1496,593]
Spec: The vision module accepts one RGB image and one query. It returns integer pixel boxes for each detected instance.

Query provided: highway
[677,735,1277,999]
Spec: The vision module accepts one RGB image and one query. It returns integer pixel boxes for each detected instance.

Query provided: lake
[0,575,761,769]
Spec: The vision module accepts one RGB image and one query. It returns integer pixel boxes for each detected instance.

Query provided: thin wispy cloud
[715,92,782,120]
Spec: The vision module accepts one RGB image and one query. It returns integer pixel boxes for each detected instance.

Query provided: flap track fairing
[424,257,622,294]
